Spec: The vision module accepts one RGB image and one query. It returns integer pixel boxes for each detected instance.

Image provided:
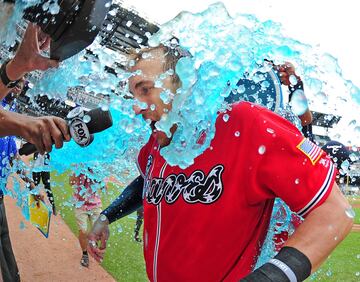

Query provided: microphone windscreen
[86,108,113,134]
[19,142,36,156]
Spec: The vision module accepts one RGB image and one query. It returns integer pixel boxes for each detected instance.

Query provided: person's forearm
[0,81,12,100]
[242,184,353,282]
[102,175,144,224]
[284,184,353,272]
[0,59,27,100]
[6,56,28,81]
[299,109,313,126]
[0,109,23,136]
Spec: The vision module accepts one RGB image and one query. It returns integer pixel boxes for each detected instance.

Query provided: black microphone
[19,107,113,156]
[22,0,111,61]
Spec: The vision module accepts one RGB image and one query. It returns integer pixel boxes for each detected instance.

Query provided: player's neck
[153,124,177,148]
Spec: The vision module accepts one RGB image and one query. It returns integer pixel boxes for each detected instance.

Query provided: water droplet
[345,207,355,219]
[349,153,358,162]
[295,178,300,184]
[289,89,308,116]
[340,160,350,173]
[266,128,275,134]
[349,120,357,126]
[117,226,123,233]
[356,254,360,259]
[109,8,118,16]
[258,145,266,155]
[82,115,91,123]
[356,272,360,277]
[234,131,240,137]
[101,104,109,111]
[237,85,246,94]
[334,236,338,241]
[150,104,156,111]
[223,114,229,122]
[354,126,360,133]
[326,270,332,277]
[289,75,298,86]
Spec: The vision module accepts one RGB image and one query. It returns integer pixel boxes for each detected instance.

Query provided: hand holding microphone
[19,107,113,156]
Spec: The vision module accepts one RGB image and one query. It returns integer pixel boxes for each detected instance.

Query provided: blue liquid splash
[0,2,358,276]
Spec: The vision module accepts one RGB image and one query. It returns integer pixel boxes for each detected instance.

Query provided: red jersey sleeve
[243,105,337,217]
[137,134,156,177]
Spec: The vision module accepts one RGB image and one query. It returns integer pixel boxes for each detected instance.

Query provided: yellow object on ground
[28,195,52,238]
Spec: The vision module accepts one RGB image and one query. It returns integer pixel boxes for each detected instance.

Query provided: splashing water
[345,207,356,219]
[0,4,359,275]
[258,145,266,155]
[289,89,309,116]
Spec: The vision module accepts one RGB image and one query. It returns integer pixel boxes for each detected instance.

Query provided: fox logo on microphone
[69,118,93,147]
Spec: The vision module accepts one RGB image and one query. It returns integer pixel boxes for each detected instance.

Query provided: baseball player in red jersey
[88,45,353,282]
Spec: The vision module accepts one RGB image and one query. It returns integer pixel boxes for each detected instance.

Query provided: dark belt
[0,194,3,203]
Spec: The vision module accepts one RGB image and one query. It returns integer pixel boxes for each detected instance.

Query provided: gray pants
[0,198,20,282]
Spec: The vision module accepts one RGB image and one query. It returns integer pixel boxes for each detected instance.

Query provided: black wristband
[0,60,21,88]
[241,247,312,282]
[101,175,144,224]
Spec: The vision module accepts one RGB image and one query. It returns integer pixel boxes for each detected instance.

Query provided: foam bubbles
[223,114,229,122]
[258,145,266,155]
[345,207,356,219]
[83,115,91,123]
[289,89,308,116]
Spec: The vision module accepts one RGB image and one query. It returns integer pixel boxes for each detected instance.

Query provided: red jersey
[137,102,336,282]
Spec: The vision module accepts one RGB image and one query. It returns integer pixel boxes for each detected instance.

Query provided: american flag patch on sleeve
[296,138,323,165]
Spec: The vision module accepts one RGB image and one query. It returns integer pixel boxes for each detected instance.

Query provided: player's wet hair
[128,37,191,88]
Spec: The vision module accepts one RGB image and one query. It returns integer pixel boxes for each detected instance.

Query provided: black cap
[321,140,351,168]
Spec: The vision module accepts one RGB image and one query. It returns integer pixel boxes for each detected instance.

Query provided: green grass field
[349,197,360,224]
[51,172,360,281]
[354,208,360,225]
[52,172,147,281]
[307,232,360,282]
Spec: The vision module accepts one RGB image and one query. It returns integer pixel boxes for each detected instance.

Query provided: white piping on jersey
[267,68,283,111]
[297,162,335,217]
[153,161,167,282]
[136,159,145,178]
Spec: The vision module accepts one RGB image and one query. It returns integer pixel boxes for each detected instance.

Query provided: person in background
[32,152,55,214]
[0,85,44,281]
[322,140,353,188]
[70,168,104,268]
[272,61,314,140]
[0,22,70,153]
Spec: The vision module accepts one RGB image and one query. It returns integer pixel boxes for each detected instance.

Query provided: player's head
[322,140,352,183]
[322,141,351,167]
[128,41,188,127]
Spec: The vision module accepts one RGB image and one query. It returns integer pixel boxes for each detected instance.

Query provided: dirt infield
[5,196,115,282]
